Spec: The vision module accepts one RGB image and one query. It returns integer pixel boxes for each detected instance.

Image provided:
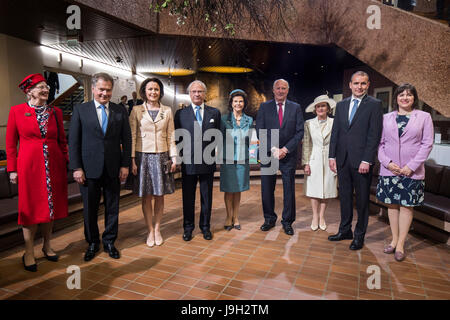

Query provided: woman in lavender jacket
[376,83,434,262]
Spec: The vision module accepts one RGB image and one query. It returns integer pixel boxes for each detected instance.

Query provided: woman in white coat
[302,95,338,231]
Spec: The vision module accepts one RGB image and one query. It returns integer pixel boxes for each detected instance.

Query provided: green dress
[219,113,253,193]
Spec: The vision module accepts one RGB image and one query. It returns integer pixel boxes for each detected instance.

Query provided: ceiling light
[198,66,253,73]
[139,68,195,76]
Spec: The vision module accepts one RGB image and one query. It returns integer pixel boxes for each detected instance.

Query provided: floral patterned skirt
[376,175,425,207]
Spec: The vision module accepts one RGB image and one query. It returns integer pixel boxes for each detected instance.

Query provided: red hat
[18,73,46,93]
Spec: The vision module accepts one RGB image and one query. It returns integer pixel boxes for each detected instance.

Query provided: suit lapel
[184,106,196,132]
[342,98,351,128]
[281,101,290,128]
[400,109,417,137]
[312,117,320,136]
[88,101,103,135]
[105,104,115,136]
[202,106,212,131]
[140,105,154,124]
[349,96,366,128]
[271,101,280,129]
[323,117,333,139]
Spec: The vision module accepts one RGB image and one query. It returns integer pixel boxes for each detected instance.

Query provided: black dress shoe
[260,223,275,232]
[104,244,120,259]
[84,243,99,262]
[202,230,213,240]
[349,239,364,250]
[224,225,234,231]
[328,231,353,241]
[234,225,241,230]
[182,231,193,241]
[22,254,37,272]
[42,248,59,262]
[283,225,294,236]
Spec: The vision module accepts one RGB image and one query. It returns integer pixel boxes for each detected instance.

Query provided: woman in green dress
[220,89,253,231]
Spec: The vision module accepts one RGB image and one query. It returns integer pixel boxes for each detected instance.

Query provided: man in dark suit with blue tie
[69,72,131,261]
[256,79,304,235]
[328,71,383,250]
[174,80,221,241]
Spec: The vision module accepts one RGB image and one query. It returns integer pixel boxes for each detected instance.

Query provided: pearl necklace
[28,101,48,113]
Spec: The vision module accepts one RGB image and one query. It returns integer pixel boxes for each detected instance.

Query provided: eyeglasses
[33,85,50,90]
[190,90,205,94]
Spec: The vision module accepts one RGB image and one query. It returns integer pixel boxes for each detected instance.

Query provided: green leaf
[211,26,217,32]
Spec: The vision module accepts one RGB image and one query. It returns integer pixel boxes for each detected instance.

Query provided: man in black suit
[174,80,221,241]
[256,79,304,236]
[127,91,143,115]
[69,72,131,261]
[328,71,383,250]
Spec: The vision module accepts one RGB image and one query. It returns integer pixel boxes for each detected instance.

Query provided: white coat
[302,117,338,199]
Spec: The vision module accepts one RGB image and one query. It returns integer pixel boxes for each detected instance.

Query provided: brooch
[25,113,31,116]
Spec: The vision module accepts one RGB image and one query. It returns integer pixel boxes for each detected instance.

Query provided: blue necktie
[100,104,108,134]
[349,99,359,124]
[195,105,202,124]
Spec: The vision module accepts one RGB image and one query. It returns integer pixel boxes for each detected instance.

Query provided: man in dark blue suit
[69,72,131,261]
[127,91,144,115]
[328,71,383,250]
[174,80,221,241]
[256,79,304,235]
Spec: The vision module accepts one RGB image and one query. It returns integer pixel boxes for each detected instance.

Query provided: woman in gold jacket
[127,78,177,247]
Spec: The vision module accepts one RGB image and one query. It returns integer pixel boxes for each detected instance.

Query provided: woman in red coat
[6,73,68,272]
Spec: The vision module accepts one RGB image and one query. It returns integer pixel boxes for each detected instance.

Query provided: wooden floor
[0,183,448,300]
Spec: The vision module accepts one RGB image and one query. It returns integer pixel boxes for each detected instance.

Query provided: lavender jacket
[378,109,434,180]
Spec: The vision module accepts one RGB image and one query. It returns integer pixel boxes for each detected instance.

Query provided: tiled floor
[0,183,448,300]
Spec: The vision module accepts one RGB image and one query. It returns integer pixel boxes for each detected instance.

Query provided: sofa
[370,160,450,243]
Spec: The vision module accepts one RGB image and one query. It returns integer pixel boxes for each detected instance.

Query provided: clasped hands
[271,147,288,160]
[388,162,412,177]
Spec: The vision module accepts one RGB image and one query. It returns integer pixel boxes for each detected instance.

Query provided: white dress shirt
[348,95,365,120]
[191,102,205,120]
[275,100,286,118]
[94,100,110,127]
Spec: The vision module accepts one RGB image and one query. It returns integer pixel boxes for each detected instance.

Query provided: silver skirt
[125,151,175,196]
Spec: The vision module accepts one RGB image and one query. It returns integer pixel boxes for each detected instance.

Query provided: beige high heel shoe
[155,230,164,246]
[311,222,319,231]
[319,220,327,231]
[146,231,155,247]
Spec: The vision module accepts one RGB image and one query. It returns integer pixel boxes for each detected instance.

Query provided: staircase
[53,86,84,117]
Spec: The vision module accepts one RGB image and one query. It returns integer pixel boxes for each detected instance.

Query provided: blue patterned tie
[100,104,108,135]
[349,99,359,124]
[195,105,202,124]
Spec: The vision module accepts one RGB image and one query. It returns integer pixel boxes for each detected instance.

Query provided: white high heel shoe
[311,222,319,231]
[155,230,164,246]
[319,222,327,231]
[146,232,155,247]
